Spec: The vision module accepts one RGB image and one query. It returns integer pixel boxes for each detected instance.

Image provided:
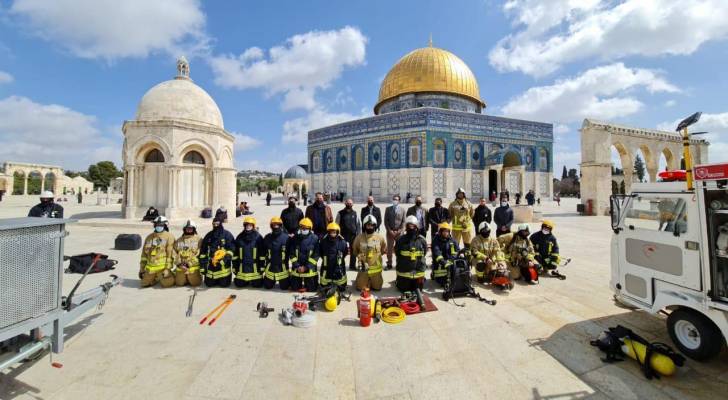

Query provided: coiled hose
[292,311,317,328]
[382,307,406,324]
[399,302,421,314]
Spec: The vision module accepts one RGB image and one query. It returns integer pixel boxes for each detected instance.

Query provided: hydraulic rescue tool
[257,302,274,318]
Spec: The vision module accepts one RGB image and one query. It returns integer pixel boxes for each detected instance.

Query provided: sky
[1,0,727,174]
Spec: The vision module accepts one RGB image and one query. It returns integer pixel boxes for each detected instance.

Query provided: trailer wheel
[667,309,724,361]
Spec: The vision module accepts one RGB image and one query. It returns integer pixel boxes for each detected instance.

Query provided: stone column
[212,168,220,207]
[464,143,472,196]
[40,176,45,193]
[23,176,28,195]
[519,166,526,196]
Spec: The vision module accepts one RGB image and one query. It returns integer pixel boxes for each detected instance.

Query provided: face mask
[501,202,508,207]
[480,230,490,238]
[212,223,221,230]
[300,229,310,235]
[288,201,295,207]
[406,227,417,235]
[542,229,551,235]
[415,201,422,206]
[392,200,399,206]
[328,232,338,239]
[154,226,164,233]
[367,201,374,206]
[244,225,253,231]
[272,226,281,233]
[365,227,375,234]
[440,232,449,239]
[435,202,441,207]
[346,204,353,209]
[184,229,194,235]
[519,232,529,238]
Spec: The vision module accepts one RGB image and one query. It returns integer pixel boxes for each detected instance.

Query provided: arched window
[338,148,349,171]
[408,138,421,166]
[539,149,548,171]
[369,144,382,169]
[353,146,364,170]
[144,149,165,163]
[433,139,446,166]
[471,143,483,167]
[453,141,464,166]
[389,143,400,167]
[311,151,321,172]
[183,151,205,165]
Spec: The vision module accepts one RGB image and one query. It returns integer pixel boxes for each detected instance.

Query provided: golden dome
[375,46,484,114]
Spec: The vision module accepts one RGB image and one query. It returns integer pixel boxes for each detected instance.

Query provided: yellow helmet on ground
[270,216,283,225]
[243,216,257,227]
[299,218,313,229]
[324,293,339,311]
[541,219,555,230]
[438,222,452,231]
[327,222,340,232]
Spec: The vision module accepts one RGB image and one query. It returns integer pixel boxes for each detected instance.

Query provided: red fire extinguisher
[358,289,372,327]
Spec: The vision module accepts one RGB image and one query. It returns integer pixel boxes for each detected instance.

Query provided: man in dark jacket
[406,195,429,239]
[199,217,235,287]
[305,192,334,238]
[427,197,450,240]
[28,191,64,218]
[266,191,272,206]
[473,197,492,233]
[281,196,304,237]
[360,195,382,231]
[494,196,514,237]
[525,190,535,206]
[336,198,361,270]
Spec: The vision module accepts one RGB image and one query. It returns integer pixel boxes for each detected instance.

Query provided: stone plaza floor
[0,194,727,400]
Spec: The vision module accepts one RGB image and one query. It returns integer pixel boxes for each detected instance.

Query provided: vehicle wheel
[667,309,724,361]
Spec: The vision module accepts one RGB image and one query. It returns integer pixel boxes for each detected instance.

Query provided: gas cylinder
[358,289,372,327]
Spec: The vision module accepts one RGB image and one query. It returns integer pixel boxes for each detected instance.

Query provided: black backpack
[442,254,496,306]
[67,253,117,274]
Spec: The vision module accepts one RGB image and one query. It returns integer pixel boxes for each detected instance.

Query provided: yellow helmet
[438,222,452,231]
[243,216,257,227]
[324,293,339,311]
[326,222,340,232]
[299,218,313,229]
[270,216,283,226]
[541,220,555,230]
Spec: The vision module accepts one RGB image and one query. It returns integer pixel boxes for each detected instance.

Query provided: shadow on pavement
[68,211,122,220]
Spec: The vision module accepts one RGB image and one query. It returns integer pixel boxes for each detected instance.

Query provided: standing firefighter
[319,222,349,293]
[352,215,386,291]
[530,220,562,276]
[233,216,265,288]
[288,218,320,292]
[448,188,474,248]
[431,222,459,286]
[262,216,290,290]
[470,222,506,283]
[173,220,202,287]
[139,216,175,288]
[395,215,428,292]
[506,224,538,283]
[199,217,235,287]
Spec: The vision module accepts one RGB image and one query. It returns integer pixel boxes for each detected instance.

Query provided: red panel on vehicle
[694,163,728,180]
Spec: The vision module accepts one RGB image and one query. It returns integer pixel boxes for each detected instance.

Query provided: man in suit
[428,197,450,240]
[406,195,429,239]
[360,195,382,232]
[384,194,405,270]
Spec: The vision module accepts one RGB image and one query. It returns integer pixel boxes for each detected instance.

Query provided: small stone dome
[284,165,307,180]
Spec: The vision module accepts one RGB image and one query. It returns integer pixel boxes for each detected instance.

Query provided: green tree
[633,155,646,182]
[561,165,568,180]
[279,173,283,186]
[88,161,122,190]
[619,181,626,194]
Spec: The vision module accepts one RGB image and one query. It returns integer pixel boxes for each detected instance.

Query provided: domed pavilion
[122,57,236,219]
[307,43,553,202]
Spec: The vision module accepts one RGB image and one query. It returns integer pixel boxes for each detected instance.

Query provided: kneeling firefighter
[173,219,202,287]
[288,218,320,292]
[431,222,459,286]
[139,216,176,288]
[506,224,538,283]
[199,217,235,287]
[529,220,561,275]
[352,215,386,291]
[395,215,428,292]
[263,217,290,290]
[233,217,265,288]
[469,222,506,283]
[319,222,349,293]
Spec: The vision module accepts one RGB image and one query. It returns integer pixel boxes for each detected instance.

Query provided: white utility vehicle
[610,163,728,360]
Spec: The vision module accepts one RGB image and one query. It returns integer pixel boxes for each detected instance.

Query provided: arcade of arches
[0,162,93,196]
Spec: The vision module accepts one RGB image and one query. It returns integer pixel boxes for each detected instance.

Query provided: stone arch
[220,147,234,169]
[12,171,25,195]
[311,150,322,172]
[538,147,549,171]
[130,136,173,164]
[503,151,522,167]
[177,138,219,167]
[352,145,364,170]
[337,147,349,171]
[27,171,43,195]
[471,142,483,168]
[407,138,421,167]
[452,140,465,167]
[660,147,678,171]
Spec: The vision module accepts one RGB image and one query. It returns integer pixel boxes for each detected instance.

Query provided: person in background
[428,197,450,240]
[305,192,334,238]
[515,192,522,205]
[28,191,64,218]
[406,195,429,239]
[526,190,535,206]
[142,206,159,222]
[489,190,497,203]
[173,220,202,287]
[281,196,304,237]
[336,198,361,271]
[77,191,82,204]
[472,197,492,235]
[384,194,406,270]
[302,192,308,205]
[199,216,235,287]
[494,194,514,237]
[215,206,228,223]
[266,191,272,206]
[360,195,382,232]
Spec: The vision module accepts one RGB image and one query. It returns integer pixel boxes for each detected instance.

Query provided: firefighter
[199,216,235,287]
[288,218,320,292]
[430,222,459,286]
[530,220,562,276]
[173,219,202,287]
[448,188,474,248]
[262,216,290,290]
[506,224,537,283]
[319,222,349,293]
[352,215,386,291]
[470,222,506,283]
[28,191,63,218]
[233,216,265,288]
[139,216,175,288]
[395,215,428,292]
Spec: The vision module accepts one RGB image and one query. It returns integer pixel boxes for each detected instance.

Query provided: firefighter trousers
[141,270,175,288]
[233,277,263,288]
[355,270,383,291]
[262,276,291,290]
[290,276,319,292]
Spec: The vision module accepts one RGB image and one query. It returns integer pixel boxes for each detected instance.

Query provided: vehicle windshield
[623,196,688,234]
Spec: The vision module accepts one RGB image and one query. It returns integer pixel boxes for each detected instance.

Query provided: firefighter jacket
[470,235,505,278]
[506,235,535,265]
[395,232,428,279]
[352,232,386,275]
[263,230,289,281]
[28,202,64,218]
[140,231,176,274]
[529,231,561,266]
[233,230,265,281]
[319,235,349,286]
[448,199,474,232]
[288,233,319,278]
[200,226,235,279]
[173,233,201,273]
[431,234,459,279]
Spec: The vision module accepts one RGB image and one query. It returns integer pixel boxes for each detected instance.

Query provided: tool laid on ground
[542,258,570,280]
[381,307,406,324]
[186,288,197,317]
[257,302,274,318]
[199,295,236,326]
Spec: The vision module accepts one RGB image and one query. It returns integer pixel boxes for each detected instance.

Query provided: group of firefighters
[138,189,562,293]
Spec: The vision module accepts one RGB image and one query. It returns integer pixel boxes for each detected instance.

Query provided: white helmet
[517,223,529,232]
[362,214,377,226]
[405,215,419,226]
[40,190,54,199]
[478,221,490,232]
[153,216,169,225]
[183,219,197,229]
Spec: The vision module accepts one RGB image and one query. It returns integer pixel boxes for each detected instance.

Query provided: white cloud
[232,133,261,152]
[664,100,676,107]
[237,152,306,173]
[658,112,728,163]
[210,26,367,111]
[490,0,728,76]
[0,71,13,84]
[501,63,678,123]
[0,96,119,169]
[282,107,370,144]
[553,123,570,135]
[9,0,208,60]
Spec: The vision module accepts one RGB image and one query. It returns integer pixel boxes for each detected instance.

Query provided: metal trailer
[0,217,120,371]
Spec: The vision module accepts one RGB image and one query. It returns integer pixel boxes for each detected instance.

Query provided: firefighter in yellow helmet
[263,216,290,290]
[352,214,386,291]
[139,216,176,288]
[430,222,459,286]
[470,222,506,283]
[288,218,320,292]
[319,222,349,292]
[448,188,475,249]
[173,219,202,287]
[506,224,538,283]
[199,216,235,287]
[529,220,562,277]
[233,216,265,288]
